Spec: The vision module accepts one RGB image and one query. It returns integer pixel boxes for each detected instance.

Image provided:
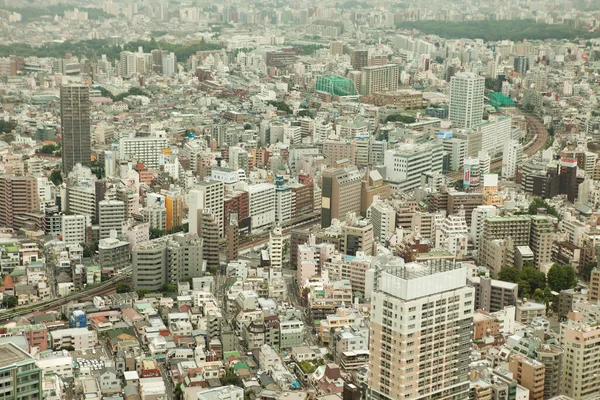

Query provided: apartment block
[321,162,362,228]
[367,260,474,400]
[468,276,518,313]
[508,354,545,400]
[0,343,42,400]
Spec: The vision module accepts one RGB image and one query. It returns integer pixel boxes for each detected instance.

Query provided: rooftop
[0,342,34,368]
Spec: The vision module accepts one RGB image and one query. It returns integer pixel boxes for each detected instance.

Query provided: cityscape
[1,1,600,400]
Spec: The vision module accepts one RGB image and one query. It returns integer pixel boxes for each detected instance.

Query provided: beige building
[468,276,518,313]
[516,301,546,325]
[321,162,362,228]
[359,64,400,96]
[560,311,600,399]
[367,260,474,400]
[323,140,357,165]
[0,175,41,230]
[589,268,600,301]
[508,354,545,400]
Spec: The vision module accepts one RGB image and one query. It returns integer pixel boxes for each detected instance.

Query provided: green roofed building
[0,342,42,400]
[488,92,514,109]
[315,75,358,97]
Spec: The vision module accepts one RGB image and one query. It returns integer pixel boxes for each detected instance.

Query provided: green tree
[435,56,444,64]
[116,282,132,293]
[533,288,544,303]
[528,197,559,218]
[519,265,547,295]
[161,284,178,293]
[50,170,63,186]
[547,264,576,292]
[2,296,17,308]
[385,114,416,124]
[221,368,239,386]
[498,266,519,282]
[136,289,150,298]
[39,144,58,154]
[174,383,183,400]
[267,100,292,114]
[0,120,17,133]
[150,228,166,239]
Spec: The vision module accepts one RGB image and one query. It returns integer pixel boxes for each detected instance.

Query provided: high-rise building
[508,354,545,400]
[559,157,578,203]
[559,312,600,400]
[502,140,522,179]
[62,214,89,245]
[162,52,176,76]
[368,198,396,245]
[351,50,369,70]
[383,142,444,192]
[61,85,91,174]
[198,209,220,268]
[367,260,474,400]
[359,64,400,95]
[321,162,362,228]
[98,200,125,239]
[0,342,43,400]
[119,135,169,169]
[275,176,292,224]
[226,215,239,262]
[247,183,276,232]
[269,226,284,280]
[0,175,40,230]
[479,215,531,275]
[449,72,485,128]
[132,233,204,291]
[189,180,224,236]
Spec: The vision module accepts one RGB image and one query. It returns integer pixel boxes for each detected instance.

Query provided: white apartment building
[367,261,474,400]
[61,215,88,245]
[502,139,523,180]
[470,205,498,249]
[275,183,292,224]
[360,64,400,96]
[98,200,125,239]
[66,182,96,218]
[269,227,284,279]
[435,211,470,257]
[119,136,169,169]
[50,328,98,350]
[449,72,485,128]
[383,141,443,192]
[188,180,224,236]
[142,204,167,231]
[477,115,512,159]
[248,183,276,232]
[368,198,396,245]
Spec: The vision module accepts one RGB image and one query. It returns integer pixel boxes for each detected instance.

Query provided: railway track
[446,113,549,181]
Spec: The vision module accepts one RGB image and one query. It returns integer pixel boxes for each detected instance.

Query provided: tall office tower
[560,313,600,399]
[321,162,362,228]
[0,342,43,400]
[98,200,125,239]
[60,84,90,174]
[351,50,369,70]
[269,226,284,280]
[198,209,220,268]
[189,180,224,236]
[367,260,474,400]
[359,64,400,95]
[449,72,485,128]
[0,175,39,228]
